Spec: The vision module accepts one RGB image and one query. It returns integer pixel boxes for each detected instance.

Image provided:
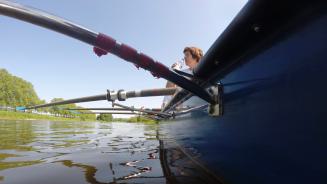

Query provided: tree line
[0,69,156,122]
[0,69,95,120]
[0,69,42,107]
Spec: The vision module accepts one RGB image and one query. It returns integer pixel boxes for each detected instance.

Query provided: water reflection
[0,120,166,183]
[0,120,38,151]
[0,120,221,184]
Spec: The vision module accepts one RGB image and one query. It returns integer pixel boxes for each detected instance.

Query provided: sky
[0,0,247,117]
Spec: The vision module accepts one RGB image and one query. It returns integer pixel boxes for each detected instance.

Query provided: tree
[47,98,95,120]
[97,113,113,122]
[0,68,96,120]
[0,69,42,107]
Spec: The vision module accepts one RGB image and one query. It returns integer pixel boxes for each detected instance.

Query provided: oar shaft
[83,112,137,115]
[0,0,97,45]
[113,102,170,117]
[66,107,161,111]
[67,108,129,111]
[27,94,107,109]
[27,87,175,109]
[126,88,176,98]
[112,87,176,101]
[0,1,214,104]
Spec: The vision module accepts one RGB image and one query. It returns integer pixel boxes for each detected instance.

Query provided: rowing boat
[159,1,327,183]
[1,1,327,183]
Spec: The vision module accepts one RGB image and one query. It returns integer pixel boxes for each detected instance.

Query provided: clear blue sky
[0,0,246,116]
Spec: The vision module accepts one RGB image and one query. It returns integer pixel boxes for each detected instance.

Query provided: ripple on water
[0,120,167,184]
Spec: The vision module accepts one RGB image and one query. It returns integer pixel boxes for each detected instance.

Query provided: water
[0,120,165,184]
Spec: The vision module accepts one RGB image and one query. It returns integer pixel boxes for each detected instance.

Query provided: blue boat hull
[160,10,327,184]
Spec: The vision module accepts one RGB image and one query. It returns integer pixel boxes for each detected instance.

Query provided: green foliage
[97,113,113,122]
[0,69,42,107]
[0,69,96,121]
[0,110,93,122]
[46,98,96,120]
[0,69,156,124]
[126,116,157,123]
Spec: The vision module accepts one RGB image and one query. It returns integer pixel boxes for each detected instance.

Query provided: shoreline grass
[0,110,158,124]
[0,111,95,122]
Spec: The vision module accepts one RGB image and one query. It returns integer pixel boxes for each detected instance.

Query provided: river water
[0,120,167,184]
[0,119,222,184]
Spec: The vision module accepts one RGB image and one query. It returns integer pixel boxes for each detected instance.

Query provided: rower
[162,47,204,109]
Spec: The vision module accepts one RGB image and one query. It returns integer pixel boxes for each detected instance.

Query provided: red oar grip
[93,33,170,78]
[94,33,116,55]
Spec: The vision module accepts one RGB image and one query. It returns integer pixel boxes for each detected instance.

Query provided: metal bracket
[207,83,223,117]
[106,89,113,101]
[107,89,116,107]
[107,89,127,101]
[117,89,126,101]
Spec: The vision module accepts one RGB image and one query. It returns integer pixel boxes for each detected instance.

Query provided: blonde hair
[183,47,203,62]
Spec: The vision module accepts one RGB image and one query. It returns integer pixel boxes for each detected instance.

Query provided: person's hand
[171,61,182,70]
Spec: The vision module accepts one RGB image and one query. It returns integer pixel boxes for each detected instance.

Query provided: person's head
[183,47,203,70]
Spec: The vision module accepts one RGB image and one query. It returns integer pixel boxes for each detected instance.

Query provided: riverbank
[0,111,157,123]
[112,117,157,124]
[0,111,95,122]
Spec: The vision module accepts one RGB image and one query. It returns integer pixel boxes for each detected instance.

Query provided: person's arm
[165,81,176,88]
[165,61,182,88]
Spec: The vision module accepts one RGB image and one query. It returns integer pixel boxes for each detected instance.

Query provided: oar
[93,112,159,121]
[92,112,160,121]
[112,102,170,117]
[65,107,161,111]
[66,108,130,111]
[108,88,177,101]
[66,107,166,117]
[0,1,214,104]
[81,112,138,115]
[25,88,176,109]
